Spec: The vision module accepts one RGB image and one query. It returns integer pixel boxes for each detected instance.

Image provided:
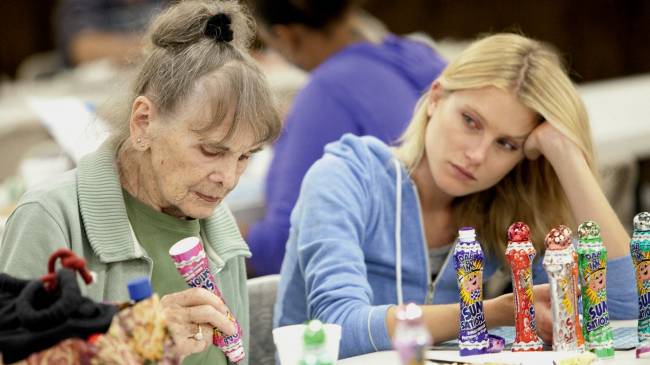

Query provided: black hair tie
[205,13,234,43]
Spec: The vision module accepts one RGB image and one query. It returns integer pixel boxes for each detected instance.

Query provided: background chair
[248,274,280,365]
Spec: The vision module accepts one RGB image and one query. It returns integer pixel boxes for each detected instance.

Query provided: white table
[338,321,650,365]
[338,349,649,364]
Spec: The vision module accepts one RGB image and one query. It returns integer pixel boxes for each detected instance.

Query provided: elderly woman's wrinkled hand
[161,287,236,357]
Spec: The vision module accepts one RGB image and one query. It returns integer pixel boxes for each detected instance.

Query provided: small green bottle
[300,320,333,365]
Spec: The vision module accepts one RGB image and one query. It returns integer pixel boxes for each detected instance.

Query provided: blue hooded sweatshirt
[274,134,638,359]
[247,35,447,275]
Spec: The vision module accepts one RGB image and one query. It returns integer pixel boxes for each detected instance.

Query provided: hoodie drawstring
[393,159,404,305]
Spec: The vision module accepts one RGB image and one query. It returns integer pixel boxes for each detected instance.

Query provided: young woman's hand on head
[161,287,237,357]
[523,121,583,163]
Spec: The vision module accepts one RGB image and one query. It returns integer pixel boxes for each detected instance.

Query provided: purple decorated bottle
[453,227,489,356]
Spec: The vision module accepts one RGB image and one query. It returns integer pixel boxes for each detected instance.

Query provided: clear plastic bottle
[300,320,333,365]
[392,303,432,365]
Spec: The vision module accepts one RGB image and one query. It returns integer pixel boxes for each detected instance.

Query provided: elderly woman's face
[145,98,261,219]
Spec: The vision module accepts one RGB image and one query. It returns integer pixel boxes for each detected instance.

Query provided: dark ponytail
[249,0,362,29]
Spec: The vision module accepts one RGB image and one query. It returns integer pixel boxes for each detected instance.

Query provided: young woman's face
[424,86,538,197]
[146,97,261,219]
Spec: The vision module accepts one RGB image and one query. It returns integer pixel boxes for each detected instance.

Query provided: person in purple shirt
[244,0,447,276]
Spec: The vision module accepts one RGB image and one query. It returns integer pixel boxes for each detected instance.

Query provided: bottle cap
[544,225,572,250]
[634,212,650,232]
[507,222,531,242]
[303,320,326,348]
[127,277,152,302]
[396,302,423,322]
[577,221,601,241]
[458,227,476,242]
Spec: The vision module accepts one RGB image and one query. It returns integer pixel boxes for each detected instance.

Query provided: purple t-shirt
[247,35,447,275]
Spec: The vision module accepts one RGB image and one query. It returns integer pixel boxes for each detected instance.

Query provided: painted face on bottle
[638,260,650,282]
[462,271,482,293]
[587,269,606,291]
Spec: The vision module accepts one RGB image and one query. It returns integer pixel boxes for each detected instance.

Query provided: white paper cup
[272,323,342,365]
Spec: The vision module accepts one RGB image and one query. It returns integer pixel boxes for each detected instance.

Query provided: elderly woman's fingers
[161,287,238,357]
[186,304,237,336]
[163,303,234,332]
[185,323,214,349]
[162,304,237,357]
[161,287,229,315]
[166,320,212,356]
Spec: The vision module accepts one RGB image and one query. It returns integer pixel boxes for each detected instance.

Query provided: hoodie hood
[324,134,398,179]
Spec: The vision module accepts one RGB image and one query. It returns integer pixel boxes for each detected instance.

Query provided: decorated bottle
[169,237,245,363]
[577,221,614,358]
[542,225,583,351]
[505,222,543,351]
[453,227,489,356]
[631,212,650,358]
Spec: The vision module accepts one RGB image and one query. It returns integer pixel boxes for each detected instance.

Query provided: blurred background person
[244,0,446,276]
[57,0,170,66]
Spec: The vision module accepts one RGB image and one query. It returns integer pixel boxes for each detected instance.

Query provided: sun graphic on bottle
[558,276,574,316]
[459,260,483,305]
[518,268,534,302]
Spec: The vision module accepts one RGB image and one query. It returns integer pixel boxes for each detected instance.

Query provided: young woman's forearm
[385,295,513,343]
[549,151,630,259]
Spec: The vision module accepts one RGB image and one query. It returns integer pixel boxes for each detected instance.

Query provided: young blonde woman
[274,33,637,359]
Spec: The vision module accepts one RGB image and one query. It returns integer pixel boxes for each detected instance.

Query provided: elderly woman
[0,1,280,364]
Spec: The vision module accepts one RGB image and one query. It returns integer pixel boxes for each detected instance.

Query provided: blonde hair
[394,33,596,262]
[106,0,281,145]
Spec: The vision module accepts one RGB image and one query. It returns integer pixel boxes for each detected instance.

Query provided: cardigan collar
[76,140,251,264]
